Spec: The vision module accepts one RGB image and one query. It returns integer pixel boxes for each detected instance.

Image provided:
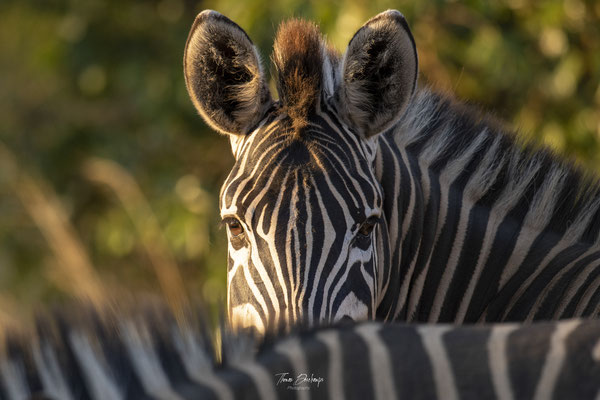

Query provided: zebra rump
[0,301,599,399]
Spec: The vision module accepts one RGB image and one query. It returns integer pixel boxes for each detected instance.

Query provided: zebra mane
[396,88,600,246]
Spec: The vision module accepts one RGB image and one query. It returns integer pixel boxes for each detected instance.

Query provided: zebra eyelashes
[357,216,379,238]
[222,216,245,237]
[352,216,379,248]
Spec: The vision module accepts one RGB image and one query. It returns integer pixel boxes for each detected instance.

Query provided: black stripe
[552,321,600,399]
[440,199,491,321]
[506,322,553,400]
[534,250,600,319]
[485,229,562,322]
[443,327,495,399]
[338,327,375,399]
[380,324,437,399]
[507,244,589,321]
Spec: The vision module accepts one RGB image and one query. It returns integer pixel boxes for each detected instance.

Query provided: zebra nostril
[340,315,354,322]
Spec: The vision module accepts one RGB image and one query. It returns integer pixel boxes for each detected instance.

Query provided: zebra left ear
[183,11,273,136]
[336,10,418,138]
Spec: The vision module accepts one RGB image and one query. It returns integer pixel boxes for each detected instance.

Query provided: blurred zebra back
[1,300,600,400]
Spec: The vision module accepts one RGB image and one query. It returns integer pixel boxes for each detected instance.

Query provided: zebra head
[184,10,417,334]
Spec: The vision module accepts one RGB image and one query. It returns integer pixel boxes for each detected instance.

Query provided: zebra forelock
[272,19,338,135]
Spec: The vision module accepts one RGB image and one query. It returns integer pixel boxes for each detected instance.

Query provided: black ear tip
[366,9,408,26]
[196,9,221,21]
[381,9,405,19]
[192,10,238,31]
[187,11,219,39]
[190,10,253,44]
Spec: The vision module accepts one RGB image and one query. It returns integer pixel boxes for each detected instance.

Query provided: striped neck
[377,89,600,323]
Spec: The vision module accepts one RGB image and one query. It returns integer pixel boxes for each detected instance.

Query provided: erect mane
[272,19,337,134]
[396,88,600,246]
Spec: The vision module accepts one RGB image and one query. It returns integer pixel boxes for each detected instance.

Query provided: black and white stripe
[380,90,600,323]
[2,304,600,399]
[184,10,600,333]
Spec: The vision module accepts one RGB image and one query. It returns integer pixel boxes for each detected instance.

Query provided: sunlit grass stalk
[81,157,190,323]
[0,143,106,307]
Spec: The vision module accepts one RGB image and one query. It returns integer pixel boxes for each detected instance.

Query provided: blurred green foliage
[0,0,599,319]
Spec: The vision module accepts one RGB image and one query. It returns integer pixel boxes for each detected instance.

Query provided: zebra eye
[358,217,377,237]
[224,218,244,237]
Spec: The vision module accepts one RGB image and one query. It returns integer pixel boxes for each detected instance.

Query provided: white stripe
[427,132,488,322]
[318,110,379,199]
[553,259,600,319]
[354,323,397,400]
[285,175,301,325]
[574,273,600,317]
[239,162,290,324]
[418,326,458,400]
[121,322,184,400]
[310,169,354,322]
[230,360,277,400]
[499,167,566,289]
[306,174,337,325]
[592,337,600,362]
[296,183,314,320]
[406,155,452,320]
[455,213,503,323]
[274,337,310,400]
[172,330,234,400]
[32,341,74,400]
[316,329,345,399]
[254,167,291,325]
[488,324,518,400]
[526,249,595,321]
[501,241,568,321]
[428,196,471,322]
[0,359,30,400]
[69,331,123,400]
[393,148,418,318]
[533,319,581,400]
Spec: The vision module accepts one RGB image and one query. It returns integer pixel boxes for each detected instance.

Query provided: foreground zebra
[184,10,600,333]
[1,303,600,399]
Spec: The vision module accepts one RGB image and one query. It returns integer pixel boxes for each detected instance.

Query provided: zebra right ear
[336,10,418,138]
[184,11,273,136]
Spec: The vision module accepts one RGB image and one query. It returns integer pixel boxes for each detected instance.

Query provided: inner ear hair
[184,10,272,136]
[338,10,418,138]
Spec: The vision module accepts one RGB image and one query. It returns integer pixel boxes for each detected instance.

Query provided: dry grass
[0,143,192,326]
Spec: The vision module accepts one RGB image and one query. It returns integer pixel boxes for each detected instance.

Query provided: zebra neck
[376,89,600,324]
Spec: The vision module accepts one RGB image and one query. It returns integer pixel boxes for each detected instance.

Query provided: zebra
[183,10,600,334]
[1,301,600,399]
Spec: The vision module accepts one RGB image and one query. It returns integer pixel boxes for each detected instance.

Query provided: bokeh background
[1,0,599,321]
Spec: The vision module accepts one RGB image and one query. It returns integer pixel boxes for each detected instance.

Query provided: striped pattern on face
[3,305,600,400]
[222,108,383,334]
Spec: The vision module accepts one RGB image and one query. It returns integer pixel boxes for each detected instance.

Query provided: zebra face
[184,10,417,333]
[220,114,384,333]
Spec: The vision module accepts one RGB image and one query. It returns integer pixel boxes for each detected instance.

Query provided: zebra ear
[337,10,418,138]
[184,11,273,136]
